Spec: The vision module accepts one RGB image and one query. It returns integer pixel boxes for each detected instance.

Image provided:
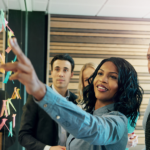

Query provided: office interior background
[0,0,150,149]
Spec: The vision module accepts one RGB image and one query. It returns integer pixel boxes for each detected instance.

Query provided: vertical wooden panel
[47,15,150,145]
[0,30,5,90]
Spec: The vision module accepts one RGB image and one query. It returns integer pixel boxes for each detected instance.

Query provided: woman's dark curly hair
[83,57,143,127]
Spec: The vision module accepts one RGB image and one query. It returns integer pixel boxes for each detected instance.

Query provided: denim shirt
[35,85,128,150]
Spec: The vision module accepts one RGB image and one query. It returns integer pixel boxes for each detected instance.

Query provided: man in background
[18,54,77,150]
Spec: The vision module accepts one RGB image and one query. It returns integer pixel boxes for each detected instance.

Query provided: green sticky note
[13,56,17,62]
[0,9,5,31]
[8,121,13,137]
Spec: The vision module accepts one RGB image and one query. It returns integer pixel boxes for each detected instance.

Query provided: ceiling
[1,0,150,18]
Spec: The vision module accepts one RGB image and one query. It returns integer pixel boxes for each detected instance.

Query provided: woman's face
[83,67,95,88]
[93,61,118,102]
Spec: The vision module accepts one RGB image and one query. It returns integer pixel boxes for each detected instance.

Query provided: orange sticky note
[5,47,11,53]
[11,87,21,99]
[0,53,5,73]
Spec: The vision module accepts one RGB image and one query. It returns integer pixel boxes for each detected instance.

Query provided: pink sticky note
[5,19,14,35]
[0,118,7,130]
[0,100,8,117]
[5,47,11,53]
[5,19,8,25]
[0,119,12,135]
[12,114,16,128]
[6,25,14,35]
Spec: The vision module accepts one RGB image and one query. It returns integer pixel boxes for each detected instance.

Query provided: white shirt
[44,85,69,150]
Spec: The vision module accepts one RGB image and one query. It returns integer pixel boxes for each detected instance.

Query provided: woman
[77,62,139,149]
[1,39,143,150]
[76,62,97,104]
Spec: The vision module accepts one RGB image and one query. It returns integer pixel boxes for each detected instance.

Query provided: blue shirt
[35,85,128,150]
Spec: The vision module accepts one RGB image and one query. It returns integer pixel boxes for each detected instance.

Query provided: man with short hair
[18,54,77,150]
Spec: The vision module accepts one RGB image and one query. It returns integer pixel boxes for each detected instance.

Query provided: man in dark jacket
[18,54,77,150]
[146,113,150,150]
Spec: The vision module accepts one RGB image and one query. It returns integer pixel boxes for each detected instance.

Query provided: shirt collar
[52,84,70,99]
[93,103,114,116]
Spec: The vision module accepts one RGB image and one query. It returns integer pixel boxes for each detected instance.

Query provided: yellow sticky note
[0,53,5,73]
[8,31,14,47]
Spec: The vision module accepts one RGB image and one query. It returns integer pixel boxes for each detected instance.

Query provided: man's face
[147,46,150,73]
[51,60,73,89]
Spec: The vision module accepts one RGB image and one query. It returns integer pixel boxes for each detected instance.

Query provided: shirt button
[44,104,47,107]
[56,116,60,119]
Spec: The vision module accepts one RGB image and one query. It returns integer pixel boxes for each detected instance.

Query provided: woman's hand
[50,146,66,150]
[126,133,138,148]
[0,38,46,101]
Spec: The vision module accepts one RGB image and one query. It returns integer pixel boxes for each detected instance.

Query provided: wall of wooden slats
[47,15,150,145]
[0,30,5,90]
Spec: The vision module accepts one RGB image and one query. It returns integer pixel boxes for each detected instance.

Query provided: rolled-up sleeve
[35,85,127,145]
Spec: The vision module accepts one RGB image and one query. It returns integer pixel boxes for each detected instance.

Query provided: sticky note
[0,119,12,136]
[8,121,13,137]
[12,114,16,128]
[0,118,7,130]
[3,55,17,83]
[0,53,5,73]
[11,87,21,99]
[3,71,12,84]
[8,31,14,47]
[13,55,17,62]
[0,9,5,32]
[0,100,8,117]
[6,98,16,116]
[5,47,11,53]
